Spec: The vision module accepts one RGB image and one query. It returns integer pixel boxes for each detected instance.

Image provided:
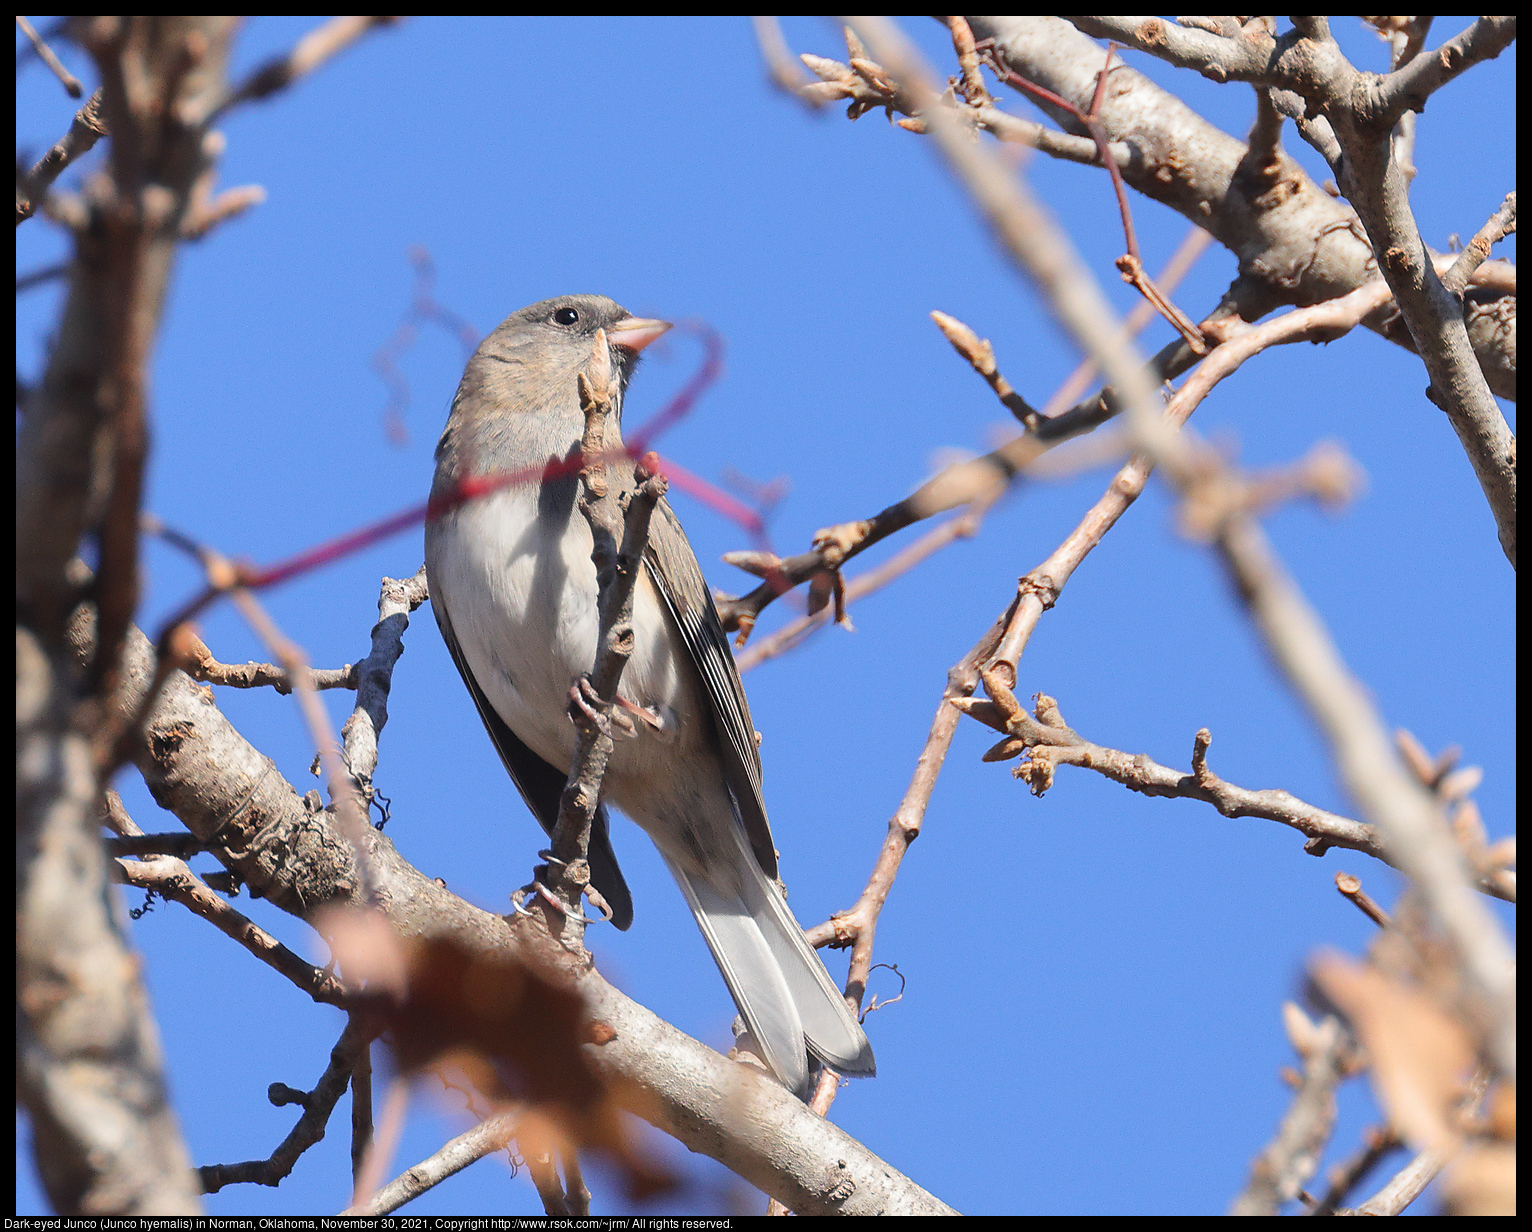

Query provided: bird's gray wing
[432,590,635,929]
[643,496,778,879]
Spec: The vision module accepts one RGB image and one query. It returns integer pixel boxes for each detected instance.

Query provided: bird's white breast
[430,481,696,778]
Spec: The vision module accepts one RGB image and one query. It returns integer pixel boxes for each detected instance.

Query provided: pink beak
[608,316,671,354]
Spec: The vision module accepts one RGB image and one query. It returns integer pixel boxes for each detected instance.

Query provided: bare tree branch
[1061,16,1516,563]
[18,628,203,1215]
[968,17,1515,403]
[845,18,1516,1088]
[199,16,403,124]
[198,1017,374,1195]
[16,15,83,97]
[345,1111,523,1215]
[1229,1014,1349,1214]
[16,86,106,225]
[113,855,351,1006]
[73,612,955,1214]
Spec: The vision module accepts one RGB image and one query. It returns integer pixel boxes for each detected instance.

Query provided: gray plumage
[425,294,875,1097]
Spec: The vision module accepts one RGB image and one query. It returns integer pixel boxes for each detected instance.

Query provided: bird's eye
[553,307,580,326]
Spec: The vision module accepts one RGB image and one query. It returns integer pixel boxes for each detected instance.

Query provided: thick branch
[1060,16,1516,562]
[15,20,247,1216]
[970,18,1514,402]
[18,628,203,1215]
[81,613,950,1211]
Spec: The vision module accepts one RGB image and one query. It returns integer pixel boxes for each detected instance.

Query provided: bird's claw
[568,676,612,735]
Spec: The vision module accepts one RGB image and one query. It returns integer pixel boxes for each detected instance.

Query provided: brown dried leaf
[1311,951,1475,1154]
[319,905,410,998]
[1484,1082,1515,1141]
[353,926,675,1202]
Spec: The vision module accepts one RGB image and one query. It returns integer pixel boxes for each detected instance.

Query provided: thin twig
[797,27,1129,165]
[799,596,1018,1119]
[1229,1016,1348,1214]
[17,262,72,292]
[735,506,989,674]
[231,587,383,907]
[182,631,358,694]
[1442,192,1516,296]
[735,223,1201,665]
[343,1111,522,1215]
[349,1078,410,1213]
[340,568,432,811]
[870,13,1513,1074]
[751,16,822,107]
[1306,1124,1402,1216]
[199,16,402,124]
[986,277,1399,687]
[199,1017,375,1193]
[17,86,108,226]
[561,1150,591,1217]
[135,517,382,900]
[952,694,1455,884]
[1071,16,1518,565]
[929,311,1041,427]
[114,855,351,1004]
[527,1148,570,1216]
[16,15,83,97]
[1352,1070,1492,1215]
[1334,872,1393,927]
[351,1042,374,1187]
[539,332,669,932]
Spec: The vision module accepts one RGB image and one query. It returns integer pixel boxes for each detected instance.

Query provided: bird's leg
[612,693,664,736]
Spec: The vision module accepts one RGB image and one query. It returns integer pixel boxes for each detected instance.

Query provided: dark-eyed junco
[425,294,875,1098]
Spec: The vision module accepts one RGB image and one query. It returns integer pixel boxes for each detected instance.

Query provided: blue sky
[17,16,1514,1217]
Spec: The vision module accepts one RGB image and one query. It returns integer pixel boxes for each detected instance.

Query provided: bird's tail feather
[666,840,875,1099]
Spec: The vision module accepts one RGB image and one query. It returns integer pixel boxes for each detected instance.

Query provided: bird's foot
[568,675,624,737]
